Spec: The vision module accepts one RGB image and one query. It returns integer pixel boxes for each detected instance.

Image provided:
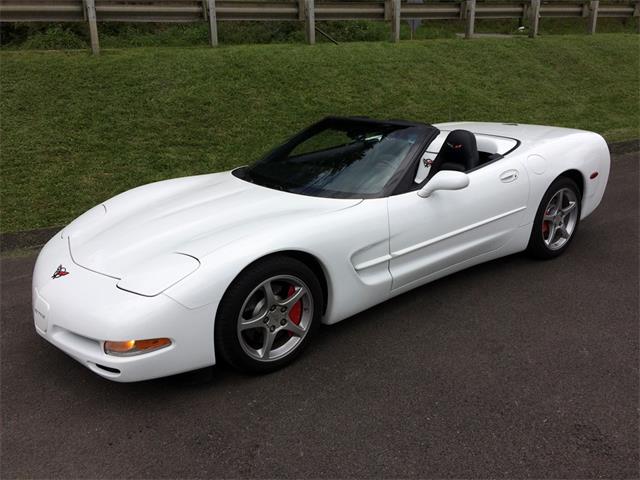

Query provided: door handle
[499,169,519,183]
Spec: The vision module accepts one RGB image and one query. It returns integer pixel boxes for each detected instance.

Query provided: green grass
[1,34,639,233]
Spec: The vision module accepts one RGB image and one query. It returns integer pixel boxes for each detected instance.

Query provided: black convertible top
[235,116,440,199]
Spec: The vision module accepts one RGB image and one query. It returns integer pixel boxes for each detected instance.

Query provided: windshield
[234,118,428,198]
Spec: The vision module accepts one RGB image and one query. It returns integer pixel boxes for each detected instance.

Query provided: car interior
[414,129,519,184]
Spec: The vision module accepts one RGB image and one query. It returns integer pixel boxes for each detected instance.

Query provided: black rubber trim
[95,364,121,374]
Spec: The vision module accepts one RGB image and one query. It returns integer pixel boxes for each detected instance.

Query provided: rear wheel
[527,177,581,259]
[214,256,322,373]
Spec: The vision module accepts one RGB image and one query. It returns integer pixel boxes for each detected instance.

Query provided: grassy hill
[1,34,639,232]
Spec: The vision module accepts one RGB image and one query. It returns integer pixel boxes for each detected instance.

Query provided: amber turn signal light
[104,338,171,356]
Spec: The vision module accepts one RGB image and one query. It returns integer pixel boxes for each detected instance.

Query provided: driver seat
[427,130,479,180]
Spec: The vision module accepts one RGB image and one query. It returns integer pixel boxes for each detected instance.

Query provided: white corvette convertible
[33,117,610,381]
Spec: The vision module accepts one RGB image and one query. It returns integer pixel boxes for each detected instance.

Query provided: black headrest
[436,130,479,172]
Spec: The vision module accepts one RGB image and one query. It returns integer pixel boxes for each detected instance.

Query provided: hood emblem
[52,265,69,279]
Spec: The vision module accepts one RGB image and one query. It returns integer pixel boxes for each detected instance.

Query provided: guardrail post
[304,0,315,44]
[635,1,640,33]
[84,0,99,54]
[390,0,401,42]
[519,2,528,27]
[206,0,218,46]
[529,0,540,37]
[587,0,599,33]
[465,0,476,38]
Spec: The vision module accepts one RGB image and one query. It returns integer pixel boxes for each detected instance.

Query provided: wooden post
[587,0,599,34]
[520,2,529,27]
[390,0,400,42]
[581,2,590,17]
[206,0,218,46]
[589,0,600,35]
[529,0,540,38]
[465,0,476,38]
[304,0,315,44]
[84,0,99,54]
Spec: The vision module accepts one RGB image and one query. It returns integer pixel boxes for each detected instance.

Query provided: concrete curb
[2,139,638,253]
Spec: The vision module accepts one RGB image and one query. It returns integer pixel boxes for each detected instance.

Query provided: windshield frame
[233,116,440,199]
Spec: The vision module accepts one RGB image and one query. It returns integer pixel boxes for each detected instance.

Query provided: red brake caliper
[286,286,302,336]
[542,208,551,238]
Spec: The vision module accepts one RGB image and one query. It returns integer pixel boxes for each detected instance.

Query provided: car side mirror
[417,170,470,198]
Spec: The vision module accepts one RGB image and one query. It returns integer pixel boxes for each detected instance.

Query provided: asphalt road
[1,151,638,479]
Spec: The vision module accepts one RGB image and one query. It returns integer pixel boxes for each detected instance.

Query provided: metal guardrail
[1,0,638,53]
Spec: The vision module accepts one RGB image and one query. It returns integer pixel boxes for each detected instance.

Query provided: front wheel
[527,177,582,259]
[214,256,322,373]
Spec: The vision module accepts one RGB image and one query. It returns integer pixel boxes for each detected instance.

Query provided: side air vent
[95,364,121,374]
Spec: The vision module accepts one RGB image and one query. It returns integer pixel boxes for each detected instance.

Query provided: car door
[387,156,529,290]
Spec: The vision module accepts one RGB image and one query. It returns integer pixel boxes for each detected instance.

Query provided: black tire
[527,176,582,260]
[214,255,323,374]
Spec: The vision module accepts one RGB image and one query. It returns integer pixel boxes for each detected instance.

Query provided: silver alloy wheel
[542,187,579,251]
[236,275,313,362]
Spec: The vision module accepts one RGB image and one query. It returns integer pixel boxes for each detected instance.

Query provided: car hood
[66,171,362,278]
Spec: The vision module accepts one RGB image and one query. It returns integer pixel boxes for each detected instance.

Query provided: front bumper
[32,234,217,382]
